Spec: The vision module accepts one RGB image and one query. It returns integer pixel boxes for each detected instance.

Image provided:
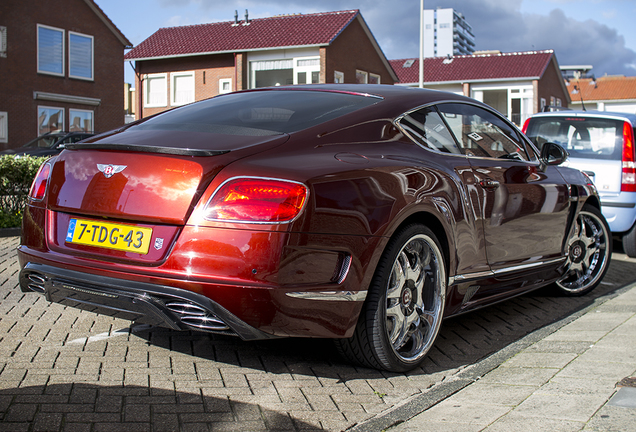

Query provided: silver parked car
[523,110,636,256]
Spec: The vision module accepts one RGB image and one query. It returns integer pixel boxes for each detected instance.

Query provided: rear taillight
[204,177,308,223]
[29,162,51,201]
[521,118,530,134]
[621,121,636,192]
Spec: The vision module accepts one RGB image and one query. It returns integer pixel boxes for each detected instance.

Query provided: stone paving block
[447,382,537,407]
[484,412,584,432]
[32,412,63,432]
[511,392,609,422]
[93,423,150,432]
[500,352,577,369]
[407,399,511,426]
[475,365,559,387]
[537,377,616,396]
[543,330,607,342]
[555,359,635,383]
[4,403,37,422]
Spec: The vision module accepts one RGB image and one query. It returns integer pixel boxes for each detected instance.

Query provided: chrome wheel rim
[557,210,610,294]
[385,234,445,363]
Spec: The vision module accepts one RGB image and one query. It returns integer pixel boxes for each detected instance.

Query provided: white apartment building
[423,8,475,58]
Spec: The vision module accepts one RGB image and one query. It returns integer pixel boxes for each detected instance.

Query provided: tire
[335,224,446,372]
[622,224,636,258]
[555,205,611,296]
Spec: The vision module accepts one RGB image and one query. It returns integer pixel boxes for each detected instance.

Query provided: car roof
[235,84,482,109]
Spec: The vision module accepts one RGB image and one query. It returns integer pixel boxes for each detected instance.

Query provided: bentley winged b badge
[97,164,127,178]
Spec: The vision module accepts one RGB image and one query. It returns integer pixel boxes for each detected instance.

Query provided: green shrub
[0,155,49,228]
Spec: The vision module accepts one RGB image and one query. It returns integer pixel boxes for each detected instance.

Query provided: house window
[144,73,167,107]
[171,72,195,106]
[69,109,94,132]
[37,24,64,76]
[38,106,64,135]
[0,112,7,144]
[334,71,344,84]
[0,26,6,58]
[541,98,546,111]
[69,32,94,80]
[295,58,320,85]
[219,78,232,94]
[369,73,381,84]
[251,59,293,88]
[356,70,368,84]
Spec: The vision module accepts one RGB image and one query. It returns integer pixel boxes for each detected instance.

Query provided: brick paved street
[1,235,634,431]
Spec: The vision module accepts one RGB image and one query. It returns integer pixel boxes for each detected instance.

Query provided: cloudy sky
[94,0,636,84]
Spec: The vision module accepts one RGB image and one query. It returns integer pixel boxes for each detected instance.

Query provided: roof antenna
[243,9,250,25]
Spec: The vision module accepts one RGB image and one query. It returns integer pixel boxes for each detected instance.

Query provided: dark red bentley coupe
[18,85,611,372]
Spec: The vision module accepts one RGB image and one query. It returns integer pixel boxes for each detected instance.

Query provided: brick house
[567,75,636,114]
[390,50,570,126]
[0,0,132,149]
[125,10,398,120]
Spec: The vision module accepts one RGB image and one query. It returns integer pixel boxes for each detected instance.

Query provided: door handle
[479,179,500,190]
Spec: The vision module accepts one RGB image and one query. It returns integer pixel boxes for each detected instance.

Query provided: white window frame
[369,73,381,84]
[0,26,7,58]
[0,112,7,144]
[69,108,94,133]
[171,71,195,106]
[37,24,65,76]
[37,105,64,135]
[219,78,232,94]
[69,31,94,81]
[144,73,168,108]
[334,71,344,84]
[356,70,368,84]
[294,57,320,85]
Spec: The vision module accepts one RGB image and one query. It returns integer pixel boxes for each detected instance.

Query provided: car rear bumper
[600,191,636,233]
[20,262,277,340]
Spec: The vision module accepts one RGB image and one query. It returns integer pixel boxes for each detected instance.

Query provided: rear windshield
[131,90,380,136]
[525,116,626,160]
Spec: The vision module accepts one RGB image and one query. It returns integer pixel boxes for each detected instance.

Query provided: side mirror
[540,142,568,166]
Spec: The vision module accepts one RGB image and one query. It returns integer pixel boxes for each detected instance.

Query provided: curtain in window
[70,34,93,79]
[38,27,63,75]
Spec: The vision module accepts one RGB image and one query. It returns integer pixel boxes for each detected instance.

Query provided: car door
[435,102,572,270]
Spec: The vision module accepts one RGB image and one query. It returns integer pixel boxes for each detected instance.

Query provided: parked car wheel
[336,224,446,372]
[621,224,636,258]
[555,205,611,296]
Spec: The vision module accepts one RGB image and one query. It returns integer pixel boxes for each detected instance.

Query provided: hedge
[0,155,48,228]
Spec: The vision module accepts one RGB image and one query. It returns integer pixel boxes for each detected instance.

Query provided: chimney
[233,10,239,26]
[243,9,250,25]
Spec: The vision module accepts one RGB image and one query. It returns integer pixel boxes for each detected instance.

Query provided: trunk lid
[48,131,289,225]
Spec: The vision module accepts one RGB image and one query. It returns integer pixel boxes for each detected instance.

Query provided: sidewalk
[383,281,636,431]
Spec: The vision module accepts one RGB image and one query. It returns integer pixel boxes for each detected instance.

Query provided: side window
[399,107,462,154]
[436,103,530,161]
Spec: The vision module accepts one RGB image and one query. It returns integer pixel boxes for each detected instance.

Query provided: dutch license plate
[65,218,153,254]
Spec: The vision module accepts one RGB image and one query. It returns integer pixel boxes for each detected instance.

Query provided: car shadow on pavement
[0,382,322,430]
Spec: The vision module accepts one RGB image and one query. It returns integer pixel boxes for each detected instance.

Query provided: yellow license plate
[65,218,153,254]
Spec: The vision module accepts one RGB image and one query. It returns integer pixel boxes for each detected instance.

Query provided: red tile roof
[568,75,636,102]
[389,50,555,84]
[125,10,359,60]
